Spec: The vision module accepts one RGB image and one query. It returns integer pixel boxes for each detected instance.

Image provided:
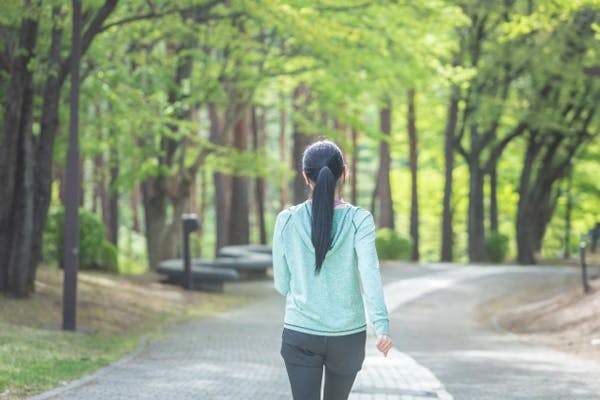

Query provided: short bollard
[182,214,202,290]
[579,240,591,294]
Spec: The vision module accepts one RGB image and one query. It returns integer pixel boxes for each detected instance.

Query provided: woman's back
[273,201,389,336]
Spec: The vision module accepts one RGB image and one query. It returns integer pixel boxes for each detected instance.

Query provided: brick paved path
[32,273,454,400]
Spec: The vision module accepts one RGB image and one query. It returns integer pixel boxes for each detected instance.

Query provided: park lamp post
[63,0,82,331]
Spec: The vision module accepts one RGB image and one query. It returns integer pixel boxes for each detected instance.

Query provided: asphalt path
[383,264,600,400]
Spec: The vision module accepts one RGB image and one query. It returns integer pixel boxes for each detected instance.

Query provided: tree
[407,89,419,261]
[0,0,119,297]
[374,100,394,229]
[512,5,600,263]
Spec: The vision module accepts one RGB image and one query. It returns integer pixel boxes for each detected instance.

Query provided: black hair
[302,140,345,273]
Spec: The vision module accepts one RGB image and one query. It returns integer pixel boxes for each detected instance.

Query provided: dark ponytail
[311,166,336,272]
[302,140,345,273]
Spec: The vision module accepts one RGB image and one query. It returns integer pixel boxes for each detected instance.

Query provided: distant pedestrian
[273,140,392,400]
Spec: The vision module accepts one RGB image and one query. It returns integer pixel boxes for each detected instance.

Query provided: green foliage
[43,207,118,271]
[485,232,510,263]
[100,241,119,273]
[375,229,412,261]
[117,227,149,275]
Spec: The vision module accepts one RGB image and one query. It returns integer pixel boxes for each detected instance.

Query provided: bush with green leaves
[375,228,412,261]
[485,231,509,263]
[43,207,118,271]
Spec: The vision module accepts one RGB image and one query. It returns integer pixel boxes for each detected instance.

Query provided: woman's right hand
[376,334,393,357]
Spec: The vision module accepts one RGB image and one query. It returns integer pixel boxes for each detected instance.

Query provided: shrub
[43,206,119,271]
[485,232,509,263]
[375,228,412,260]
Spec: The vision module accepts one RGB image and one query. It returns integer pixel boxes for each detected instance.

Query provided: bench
[216,245,272,278]
[157,259,240,292]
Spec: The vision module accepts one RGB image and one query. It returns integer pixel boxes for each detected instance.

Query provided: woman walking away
[273,140,392,400]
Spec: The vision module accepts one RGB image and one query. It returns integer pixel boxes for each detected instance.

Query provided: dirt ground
[480,265,600,363]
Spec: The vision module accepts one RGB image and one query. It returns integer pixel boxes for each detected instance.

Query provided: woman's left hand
[376,334,393,357]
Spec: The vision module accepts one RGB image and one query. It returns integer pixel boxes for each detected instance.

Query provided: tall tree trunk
[229,107,250,245]
[108,159,119,245]
[375,100,394,229]
[141,178,167,269]
[489,165,499,233]
[209,103,230,253]
[407,89,419,261]
[564,172,572,259]
[279,102,289,210]
[516,135,539,264]
[197,169,207,257]
[0,7,39,297]
[95,152,110,237]
[164,180,190,258]
[252,106,267,244]
[441,89,458,262]
[131,184,141,232]
[292,83,314,204]
[468,160,486,262]
[189,174,198,215]
[350,128,358,205]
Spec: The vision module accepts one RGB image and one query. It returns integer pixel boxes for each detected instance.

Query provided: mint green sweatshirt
[272,201,390,336]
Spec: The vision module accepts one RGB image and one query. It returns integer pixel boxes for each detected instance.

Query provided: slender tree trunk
[489,165,499,233]
[279,102,289,210]
[0,7,40,297]
[229,107,250,245]
[350,128,358,205]
[131,184,141,232]
[141,178,167,269]
[468,160,486,262]
[164,182,190,257]
[441,90,458,262]
[189,174,198,215]
[533,185,559,253]
[252,106,267,244]
[563,173,572,259]
[209,103,230,253]
[108,160,119,245]
[375,101,394,229]
[292,83,314,204]
[197,169,207,257]
[95,152,110,237]
[407,89,419,261]
[516,136,539,264]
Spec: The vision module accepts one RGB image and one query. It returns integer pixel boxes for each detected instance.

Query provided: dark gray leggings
[281,328,366,400]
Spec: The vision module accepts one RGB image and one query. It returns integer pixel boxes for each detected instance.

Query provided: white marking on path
[354,266,501,399]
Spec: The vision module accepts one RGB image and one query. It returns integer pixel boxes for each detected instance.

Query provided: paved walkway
[31,265,600,399]
[33,268,458,400]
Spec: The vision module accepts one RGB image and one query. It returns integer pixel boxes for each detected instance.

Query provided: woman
[273,140,392,400]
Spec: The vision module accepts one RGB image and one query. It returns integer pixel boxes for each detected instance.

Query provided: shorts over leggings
[280,328,366,400]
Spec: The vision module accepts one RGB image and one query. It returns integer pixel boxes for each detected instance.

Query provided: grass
[0,265,254,399]
[0,323,138,399]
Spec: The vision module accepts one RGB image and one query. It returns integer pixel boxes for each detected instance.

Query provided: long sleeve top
[272,201,390,336]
